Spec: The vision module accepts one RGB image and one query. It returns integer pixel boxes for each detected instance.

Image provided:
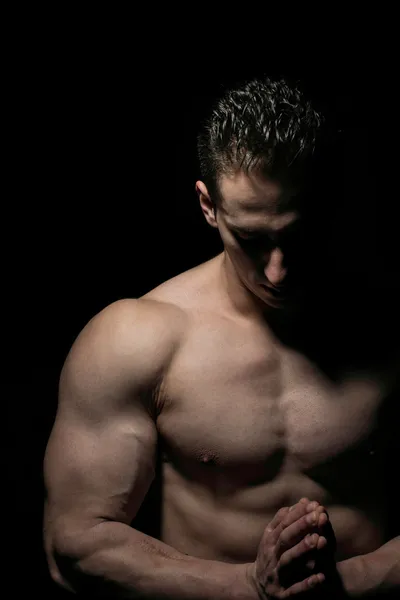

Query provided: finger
[317,516,337,557]
[279,500,320,534]
[277,508,326,555]
[281,572,326,598]
[273,500,318,544]
[288,497,309,511]
[317,511,328,530]
[313,510,336,553]
[267,506,291,531]
[278,533,327,569]
[316,509,332,533]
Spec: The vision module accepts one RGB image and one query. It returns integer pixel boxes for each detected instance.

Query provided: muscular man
[43,78,399,598]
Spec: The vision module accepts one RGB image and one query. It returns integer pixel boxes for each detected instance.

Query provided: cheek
[231,246,258,276]
[229,241,248,261]
[223,235,258,273]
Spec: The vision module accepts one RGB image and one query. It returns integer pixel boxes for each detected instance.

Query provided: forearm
[54,520,255,599]
[337,537,400,598]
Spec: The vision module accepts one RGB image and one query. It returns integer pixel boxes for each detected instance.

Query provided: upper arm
[43,298,183,557]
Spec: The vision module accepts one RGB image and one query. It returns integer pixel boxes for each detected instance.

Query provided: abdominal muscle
[159,461,387,564]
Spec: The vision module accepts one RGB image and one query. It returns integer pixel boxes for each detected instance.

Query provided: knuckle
[303,513,314,527]
[307,533,318,547]
[277,534,289,551]
[265,525,274,534]
[282,515,295,528]
[278,506,289,517]
[276,554,286,570]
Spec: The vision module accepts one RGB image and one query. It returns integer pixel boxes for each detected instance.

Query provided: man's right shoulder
[64,298,188,387]
[93,297,188,335]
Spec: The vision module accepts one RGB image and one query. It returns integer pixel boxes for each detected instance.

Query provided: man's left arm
[334,376,400,598]
[336,536,400,597]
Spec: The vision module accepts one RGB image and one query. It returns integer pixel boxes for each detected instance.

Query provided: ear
[196,181,218,229]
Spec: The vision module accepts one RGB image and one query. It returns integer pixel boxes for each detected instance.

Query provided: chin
[258,286,302,312]
[251,287,285,310]
[264,298,289,310]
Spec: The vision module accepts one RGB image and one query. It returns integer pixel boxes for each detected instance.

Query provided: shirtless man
[43,78,399,599]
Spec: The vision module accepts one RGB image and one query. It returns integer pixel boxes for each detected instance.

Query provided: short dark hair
[197,77,324,204]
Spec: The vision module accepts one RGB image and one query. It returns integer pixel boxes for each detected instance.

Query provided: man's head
[197,77,323,204]
[196,77,325,311]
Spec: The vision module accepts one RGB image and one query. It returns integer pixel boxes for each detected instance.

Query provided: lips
[260,284,286,294]
[259,286,287,303]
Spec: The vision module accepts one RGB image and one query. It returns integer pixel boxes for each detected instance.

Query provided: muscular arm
[337,536,400,598]
[336,379,400,598]
[43,299,255,600]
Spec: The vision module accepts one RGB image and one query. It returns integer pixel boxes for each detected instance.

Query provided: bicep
[44,398,158,530]
[43,302,162,550]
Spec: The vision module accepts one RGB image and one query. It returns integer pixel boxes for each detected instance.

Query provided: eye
[236,232,259,242]
[239,234,258,241]
[236,233,272,251]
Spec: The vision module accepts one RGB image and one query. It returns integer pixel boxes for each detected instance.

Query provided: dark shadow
[130,441,164,541]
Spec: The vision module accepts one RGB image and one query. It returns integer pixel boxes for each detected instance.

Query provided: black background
[6,10,399,597]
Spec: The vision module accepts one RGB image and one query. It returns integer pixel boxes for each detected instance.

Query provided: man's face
[215,171,309,309]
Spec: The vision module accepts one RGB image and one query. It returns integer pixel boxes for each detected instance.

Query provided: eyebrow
[230,225,260,233]
[230,221,301,236]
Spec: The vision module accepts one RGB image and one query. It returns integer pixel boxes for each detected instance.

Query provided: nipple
[198,451,218,466]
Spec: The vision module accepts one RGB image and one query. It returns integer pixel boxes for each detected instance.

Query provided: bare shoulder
[61,297,189,406]
[71,297,187,352]
[59,256,222,413]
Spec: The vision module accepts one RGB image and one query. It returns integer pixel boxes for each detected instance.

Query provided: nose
[264,247,287,287]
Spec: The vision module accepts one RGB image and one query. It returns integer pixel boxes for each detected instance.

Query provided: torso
[135,254,399,564]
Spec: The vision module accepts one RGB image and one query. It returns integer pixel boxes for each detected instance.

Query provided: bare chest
[157,318,394,489]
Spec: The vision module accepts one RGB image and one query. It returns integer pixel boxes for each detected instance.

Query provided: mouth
[260,283,286,294]
[259,284,288,301]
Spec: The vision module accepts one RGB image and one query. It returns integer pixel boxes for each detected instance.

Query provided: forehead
[218,171,300,230]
